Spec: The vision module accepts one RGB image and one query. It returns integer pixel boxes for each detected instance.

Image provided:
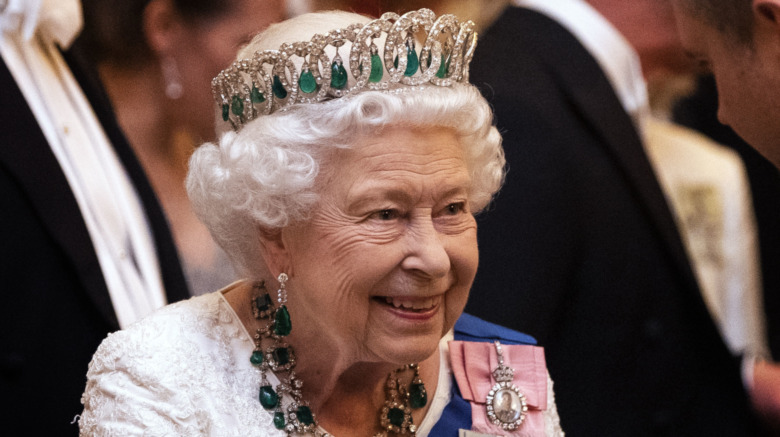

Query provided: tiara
[211,8,477,130]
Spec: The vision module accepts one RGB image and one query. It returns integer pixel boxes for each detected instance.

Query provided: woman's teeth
[383,296,435,310]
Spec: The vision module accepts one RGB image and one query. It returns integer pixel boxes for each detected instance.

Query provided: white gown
[79,288,563,436]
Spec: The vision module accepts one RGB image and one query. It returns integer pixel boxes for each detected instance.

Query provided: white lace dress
[79,290,563,436]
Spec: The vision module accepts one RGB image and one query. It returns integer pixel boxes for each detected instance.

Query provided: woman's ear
[754,0,780,28]
[142,0,184,56]
[257,226,293,278]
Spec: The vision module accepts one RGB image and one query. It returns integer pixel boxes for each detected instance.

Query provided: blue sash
[428,314,537,436]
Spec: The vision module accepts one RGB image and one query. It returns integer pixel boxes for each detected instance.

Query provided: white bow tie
[0,0,82,48]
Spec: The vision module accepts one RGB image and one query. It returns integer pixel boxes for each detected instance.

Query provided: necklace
[249,278,428,436]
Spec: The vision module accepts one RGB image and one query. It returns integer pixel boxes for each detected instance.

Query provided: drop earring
[161,56,183,100]
[274,273,291,336]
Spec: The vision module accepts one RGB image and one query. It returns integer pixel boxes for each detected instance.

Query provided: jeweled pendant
[409,382,427,409]
[272,75,288,99]
[231,95,244,116]
[255,293,272,314]
[387,407,405,427]
[299,69,318,94]
[369,53,383,83]
[273,411,286,429]
[250,350,264,366]
[273,347,290,366]
[330,61,348,89]
[274,305,292,336]
[251,85,266,103]
[221,103,230,121]
[259,385,279,409]
[296,405,315,425]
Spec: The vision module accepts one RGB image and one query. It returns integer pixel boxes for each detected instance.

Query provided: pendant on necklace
[485,340,527,431]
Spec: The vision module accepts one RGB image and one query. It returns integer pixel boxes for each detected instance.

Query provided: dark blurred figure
[0,1,189,434]
[670,0,780,427]
[674,74,780,359]
[674,73,780,424]
[466,0,761,435]
[79,0,286,295]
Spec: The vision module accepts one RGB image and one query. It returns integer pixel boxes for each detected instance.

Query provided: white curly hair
[186,10,505,278]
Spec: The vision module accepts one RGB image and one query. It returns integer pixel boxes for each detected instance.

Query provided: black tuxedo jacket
[466,8,760,436]
[0,40,189,435]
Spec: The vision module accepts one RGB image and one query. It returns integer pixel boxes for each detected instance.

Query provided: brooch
[485,340,527,431]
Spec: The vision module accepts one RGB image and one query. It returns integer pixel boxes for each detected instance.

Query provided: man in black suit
[466,2,760,435]
[670,0,780,426]
[0,4,189,435]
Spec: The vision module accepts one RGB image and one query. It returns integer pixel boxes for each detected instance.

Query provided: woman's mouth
[377,296,438,312]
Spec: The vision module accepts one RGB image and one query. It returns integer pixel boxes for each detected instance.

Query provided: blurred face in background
[671,0,780,168]
[170,0,287,142]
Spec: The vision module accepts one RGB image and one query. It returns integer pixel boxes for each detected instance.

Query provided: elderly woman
[79,9,563,437]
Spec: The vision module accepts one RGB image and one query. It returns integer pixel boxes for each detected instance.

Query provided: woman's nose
[400,219,450,279]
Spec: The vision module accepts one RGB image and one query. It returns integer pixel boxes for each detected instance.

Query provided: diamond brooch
[485,340,528,431]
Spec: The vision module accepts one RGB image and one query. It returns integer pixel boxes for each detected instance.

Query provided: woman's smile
[380,295,439,311]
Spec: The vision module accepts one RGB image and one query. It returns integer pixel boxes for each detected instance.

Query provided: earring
[274,273,291,336]
[251,275,312,433]
[161,56,183,100]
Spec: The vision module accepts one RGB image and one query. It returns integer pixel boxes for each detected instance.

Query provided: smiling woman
[78,8,563,436]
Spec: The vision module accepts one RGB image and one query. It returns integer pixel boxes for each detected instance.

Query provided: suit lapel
[508,8,700,292]
[0,56,120,329]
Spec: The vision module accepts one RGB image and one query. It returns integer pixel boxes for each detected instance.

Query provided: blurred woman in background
[79,0,287,294]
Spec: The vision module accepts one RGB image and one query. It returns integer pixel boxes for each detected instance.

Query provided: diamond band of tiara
[211,8,477,131]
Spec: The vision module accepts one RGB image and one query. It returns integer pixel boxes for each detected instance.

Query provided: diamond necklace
[249,279,428,436]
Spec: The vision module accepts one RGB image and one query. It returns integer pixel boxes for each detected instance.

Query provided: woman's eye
[371,209,400,221]
[443,202,466,215]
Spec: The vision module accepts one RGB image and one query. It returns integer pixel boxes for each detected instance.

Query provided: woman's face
[280,126,478,365]
[176,0,286,142]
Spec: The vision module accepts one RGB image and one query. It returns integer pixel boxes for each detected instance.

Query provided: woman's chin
[370,333,442,366]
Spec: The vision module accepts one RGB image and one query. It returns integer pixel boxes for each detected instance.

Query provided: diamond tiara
[211,8,478,131]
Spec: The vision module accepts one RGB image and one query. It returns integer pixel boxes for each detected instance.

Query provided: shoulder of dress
[92,293,227,360]
[454,313,537,345]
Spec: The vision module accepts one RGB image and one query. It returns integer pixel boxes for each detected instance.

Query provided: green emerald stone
[254,293,272,314]
[221,103,230,121]
[404,48,419,77]
[273,305,292,336]
[330,61,348,89]
[387,407,405,427]
[369,53,383,83]
[436,54,451,79]
[250,350,264,366]
[230,95,244,116]
[409,382,427,408]
[273,411,286,429]
[251,85,265,103]
[299,69,318,94]
[272,75,287,99]
[259,385,278,409]
[296,406,314,425]
[273,347,289,366]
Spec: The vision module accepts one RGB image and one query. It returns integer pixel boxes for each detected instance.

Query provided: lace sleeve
[78,328,205,436]
[544,372,565,436]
